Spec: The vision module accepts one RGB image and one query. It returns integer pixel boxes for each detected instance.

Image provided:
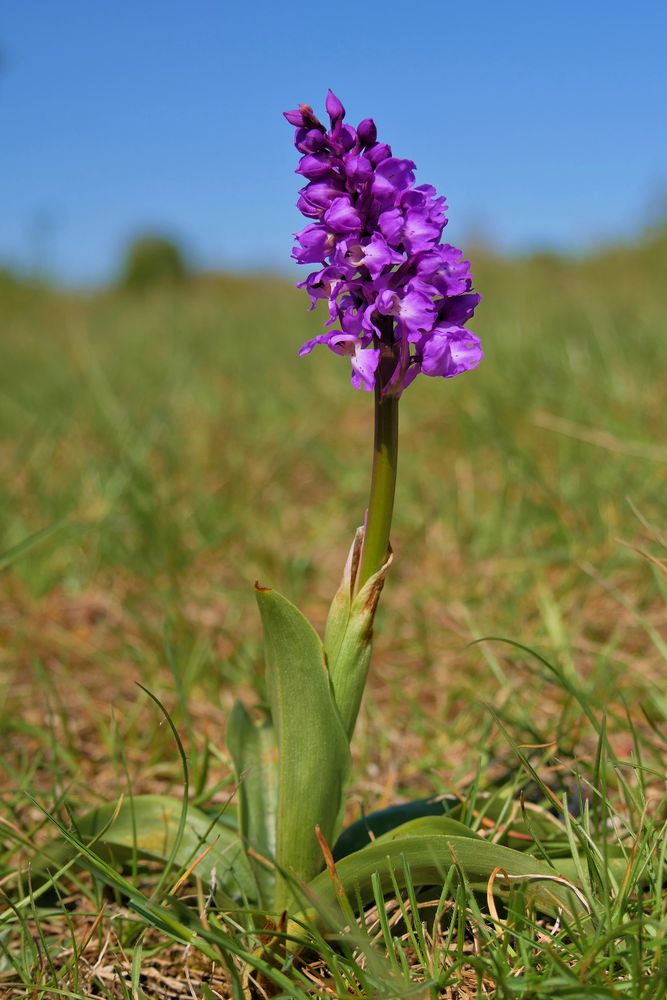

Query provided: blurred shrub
[119,234,189,291]
[0,266,20,290]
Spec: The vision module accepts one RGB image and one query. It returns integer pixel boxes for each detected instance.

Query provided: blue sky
[1,0,666,284]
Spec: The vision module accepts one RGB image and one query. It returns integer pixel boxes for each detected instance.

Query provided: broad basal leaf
[308,815,591,923]
[333,795,460,860]
[256,585,351,911]
[31,794,256,903]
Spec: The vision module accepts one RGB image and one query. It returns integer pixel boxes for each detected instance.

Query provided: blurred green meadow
[1,234,666,787]
[1,232,666,994]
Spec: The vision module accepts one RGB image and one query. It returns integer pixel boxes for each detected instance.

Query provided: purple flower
[284,92,482,393]
[323,196,363,235]
[420,328,484,379]
[292,225,335,265]
[341,234,403,280]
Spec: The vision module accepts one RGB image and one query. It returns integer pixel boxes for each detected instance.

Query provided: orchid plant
[36,92,604,950]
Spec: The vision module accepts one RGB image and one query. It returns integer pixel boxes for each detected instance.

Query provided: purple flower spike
[284,92,482,393]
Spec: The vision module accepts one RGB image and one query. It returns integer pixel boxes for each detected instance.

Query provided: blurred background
[1,1,666,798]
[2,0,667,284]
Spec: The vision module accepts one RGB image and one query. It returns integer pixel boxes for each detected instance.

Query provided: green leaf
[373,815,484,843]
[308,816,592,922]
[256,585,351,911]
[324,527,391,739]
[226,700,278,908]
[333,795,460,860]
[323,527,363,668]
[31,794,256,904]
[445,789,575,855]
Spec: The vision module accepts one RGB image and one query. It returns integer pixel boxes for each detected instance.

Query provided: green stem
[357,386,399,592]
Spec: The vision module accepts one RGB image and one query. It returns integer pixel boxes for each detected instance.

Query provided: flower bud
[365,142,392,167]
[284,103,324,131]
[357,118,377,146]
[325,89,345,129]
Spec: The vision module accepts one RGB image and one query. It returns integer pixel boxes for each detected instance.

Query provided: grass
[0,230,666,997]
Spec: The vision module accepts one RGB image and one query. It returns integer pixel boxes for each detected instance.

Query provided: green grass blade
[226,700,278,908]
[0,518,69,573]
